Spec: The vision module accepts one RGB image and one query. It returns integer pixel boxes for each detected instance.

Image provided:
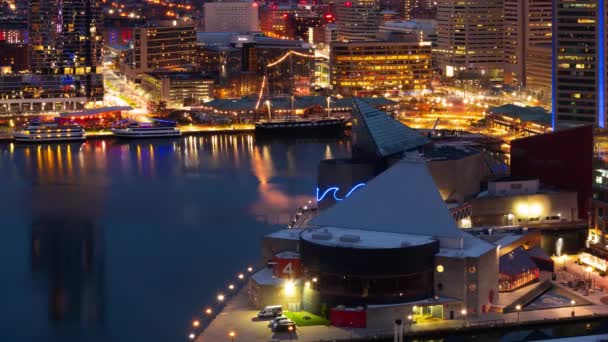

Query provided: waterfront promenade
[196,275,608,342]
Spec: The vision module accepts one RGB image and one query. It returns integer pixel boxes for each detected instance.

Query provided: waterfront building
[28,0,103,102]
[335,0,382,41]
[498,247,540,292]
[252,156,500,330]
[329,35,432,96]
[487,104,553,136]
[436,0,503,80]
[553,0,607,128]
[469,177,579,226]
[141,72,214,106]
[503,0,552,87]
[122,25,197,81]
[204,1,259,33]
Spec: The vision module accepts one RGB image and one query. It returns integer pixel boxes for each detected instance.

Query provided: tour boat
[13,122,86,143]
[111,119,181,138]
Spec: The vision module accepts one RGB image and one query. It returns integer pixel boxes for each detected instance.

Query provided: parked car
[258,305,283,319]
[268,316,290,327]
[272,320,296,332]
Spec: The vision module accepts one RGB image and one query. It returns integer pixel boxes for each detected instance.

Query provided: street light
[407,314,413,331]
[571,300,576,317]
[247,266,253,273]
[217,294,225,302]
[228,331,236,342]
[189,333,196,340]
[205,308,212,315]
[288,325,294,341]
[515,304,522,322]
[238,273,244,280]
[192,320,200,327]
[461,309,468,327]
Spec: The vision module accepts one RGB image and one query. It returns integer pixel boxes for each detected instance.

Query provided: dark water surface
[0,134,350,342]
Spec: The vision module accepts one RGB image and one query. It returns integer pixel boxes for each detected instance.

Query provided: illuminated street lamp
[228,284,235,290]
[205,308,213,315]
[217,294,225,302]
[407,314,413,331]
[288,325,294,341]
[515,304,522,322]
[571,300,576,317]
[189,333,196,340]
[247,266,254,273]
[228,331,236,342]
[238,273,245,280]
[461,309,468,327]
[192,320,200,327]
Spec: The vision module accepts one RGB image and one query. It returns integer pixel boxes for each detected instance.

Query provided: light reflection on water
[0,134,350,342]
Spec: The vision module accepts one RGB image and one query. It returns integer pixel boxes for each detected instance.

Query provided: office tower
[436,0,503,79]
[330,34,432,95]
[335,0,381,41]
[503,0,552,87]
[204,1,259,33]
[28,0,103,101]
[123,25,197,80]
[525,44,552,99]
[553,0,605,128]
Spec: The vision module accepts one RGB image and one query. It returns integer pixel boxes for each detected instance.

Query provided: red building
[510,125,593,219]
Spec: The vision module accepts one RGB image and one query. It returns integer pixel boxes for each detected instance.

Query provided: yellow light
[516,203,529,217]
[283,280,296,297]
[515,304,522,311]
[217,294,225,301]
[205,308,212,315]
[305,281,311,288]
[530,203,542,217]
[436,265,444,273]
[189,333,195,339]
[312,277,318,283]
[228,284,235,290]
[238,273,244,280]
[193,320,200,327]
[229,331,236,337]
[461,309,467,315]
[247,267,253,272]
[586,266,593,273]
[413,305,418,312]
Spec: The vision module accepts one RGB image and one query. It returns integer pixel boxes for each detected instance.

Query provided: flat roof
[265,228,304,241]
[203,96,396,112]
[301,227,435,249]
[437,231,496,258]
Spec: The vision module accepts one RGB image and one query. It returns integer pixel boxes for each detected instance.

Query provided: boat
[110,119,181,138]
[13,121,86,143]
[254,117,346,135]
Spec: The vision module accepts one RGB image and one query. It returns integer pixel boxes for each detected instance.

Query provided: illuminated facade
[503,0,552,87]
[204,1,259,33]
[553,0,606,128]
[335,0,381,41]
[525,44,552,99]
[123,25,197,80]
[140,72,214,106]
[330,40,432,95]
[436,0,503,79]
[27,0,103,101]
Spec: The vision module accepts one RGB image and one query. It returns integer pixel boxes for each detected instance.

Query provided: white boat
[14,122,86,142]
[110,120,181,138]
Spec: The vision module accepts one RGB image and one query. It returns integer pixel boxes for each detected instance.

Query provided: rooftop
[310,156,461,240]
[488,104,552,126]
[202,96,396,112]
[499,246,538,276]
[265,228,304,241]
[301,227,436,249]
[60,106,132,117]
[352,97,430,157]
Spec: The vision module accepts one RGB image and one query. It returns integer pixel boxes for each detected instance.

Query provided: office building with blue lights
[553,0,606,128]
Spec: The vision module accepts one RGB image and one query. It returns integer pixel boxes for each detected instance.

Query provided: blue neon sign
[316,183,366,202]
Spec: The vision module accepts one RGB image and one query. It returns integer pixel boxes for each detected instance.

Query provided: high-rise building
[204,1,259,33]
[503,0,552,87]
[122,25,197,80]
[330,33,432,95]
[553,0,605,128]
[525,44,552,99]
[28,0,103,101]
[335,0,381,41]
[436,0,503,79]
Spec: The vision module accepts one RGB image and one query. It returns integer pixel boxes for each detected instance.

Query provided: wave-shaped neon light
[316,183,366,202]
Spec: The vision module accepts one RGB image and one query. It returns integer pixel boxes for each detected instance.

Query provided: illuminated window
[468,266,477,274]
[436,265,444,273]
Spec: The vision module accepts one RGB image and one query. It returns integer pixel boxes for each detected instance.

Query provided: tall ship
[14,121,86,143]
[110,119,181,139]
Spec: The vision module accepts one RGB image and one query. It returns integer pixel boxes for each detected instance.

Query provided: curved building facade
[300,228,439,309]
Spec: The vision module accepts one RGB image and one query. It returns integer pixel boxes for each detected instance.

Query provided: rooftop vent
[311,231,333,240]
[339,234,361,243]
